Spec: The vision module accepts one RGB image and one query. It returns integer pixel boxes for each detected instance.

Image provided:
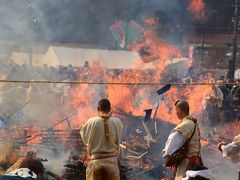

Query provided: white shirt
[222,141,240,164]
[182,169,211,180]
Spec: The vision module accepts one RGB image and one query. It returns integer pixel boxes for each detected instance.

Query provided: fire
[107,84,152,116]
[130,16,182,82]
[156,84,211,125]
[131,28,181,64]
[185,84,211,117]
[68,60,106,126]
[68,16,211,130]
[69,84,97,126]
[187,0,205,21]
[157,86,179,124]
[105,68,154,116]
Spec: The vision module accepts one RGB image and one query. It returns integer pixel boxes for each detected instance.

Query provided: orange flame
[130,16,182,81]
[105,68,154,116]
[187,0,205,21]
[69,84,97,126]
[156,84,211,125]
[68,17,211,129]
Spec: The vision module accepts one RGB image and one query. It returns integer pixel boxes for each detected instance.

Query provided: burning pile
[0,4,239,179]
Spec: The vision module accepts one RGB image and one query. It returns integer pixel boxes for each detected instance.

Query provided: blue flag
[157,84,171,95]
[0,117,7,128]
[144,109,152,121]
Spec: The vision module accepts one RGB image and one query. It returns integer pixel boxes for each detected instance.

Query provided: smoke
[0,82,71,128]
[35,145,71,175]
[203,152,240,180]
[0,0,201,46]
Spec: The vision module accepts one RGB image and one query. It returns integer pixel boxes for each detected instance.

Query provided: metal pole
[153,101,159,136]
[200,35,204,66]
[228,0,240,82]
[152,95,162,136]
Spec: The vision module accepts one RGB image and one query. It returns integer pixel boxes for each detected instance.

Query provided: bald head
[175,100,189,119]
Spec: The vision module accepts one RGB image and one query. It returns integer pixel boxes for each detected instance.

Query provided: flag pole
[152,97,161,136]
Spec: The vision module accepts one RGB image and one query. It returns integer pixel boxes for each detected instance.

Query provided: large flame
[68,16,211,126]
[156,84,211,124]
[69,84,97,126]
[130,17,181,70]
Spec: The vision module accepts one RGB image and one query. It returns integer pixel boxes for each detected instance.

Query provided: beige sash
[99,111,111,145]
[102,117,110,144]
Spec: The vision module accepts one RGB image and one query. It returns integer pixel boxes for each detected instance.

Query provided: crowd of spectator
[202,77,240,128]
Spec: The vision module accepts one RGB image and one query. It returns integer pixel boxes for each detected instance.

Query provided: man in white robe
[80,99,123,180]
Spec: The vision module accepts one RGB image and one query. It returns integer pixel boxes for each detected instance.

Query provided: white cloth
[222,141,240,164]
[5,168,37,179]
[163,131,184,157]
[182,169,211,180]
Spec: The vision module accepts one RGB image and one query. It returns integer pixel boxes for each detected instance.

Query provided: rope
[0,79,238,86]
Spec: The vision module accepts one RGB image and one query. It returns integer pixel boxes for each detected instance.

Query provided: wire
[0,79,238,86]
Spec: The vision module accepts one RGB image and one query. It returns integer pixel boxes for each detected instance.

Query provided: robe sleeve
[80,119,93,145]
[163,131,184,157]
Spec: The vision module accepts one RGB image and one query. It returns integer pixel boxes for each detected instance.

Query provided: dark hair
[19,158,44,176]
[98,99,111,112]
[175,100,189,114]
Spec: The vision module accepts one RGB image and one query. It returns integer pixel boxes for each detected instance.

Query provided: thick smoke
[35,145,71,175]
[0,0,201,46]
[0,0,234,46]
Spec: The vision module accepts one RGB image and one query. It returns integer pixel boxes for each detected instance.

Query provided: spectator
[0,158,44,180]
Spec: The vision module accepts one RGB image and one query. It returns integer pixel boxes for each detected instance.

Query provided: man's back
[80,116,123,155]
[81,99,123,180]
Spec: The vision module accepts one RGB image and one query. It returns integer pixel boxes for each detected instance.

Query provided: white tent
[10,52,45,66]
[41,46,155,69]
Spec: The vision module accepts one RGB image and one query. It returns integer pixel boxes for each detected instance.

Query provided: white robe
[80,116,123,156]
[80,116,123,180]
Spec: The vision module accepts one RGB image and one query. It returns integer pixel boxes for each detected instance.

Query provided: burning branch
[24,111,76,144]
